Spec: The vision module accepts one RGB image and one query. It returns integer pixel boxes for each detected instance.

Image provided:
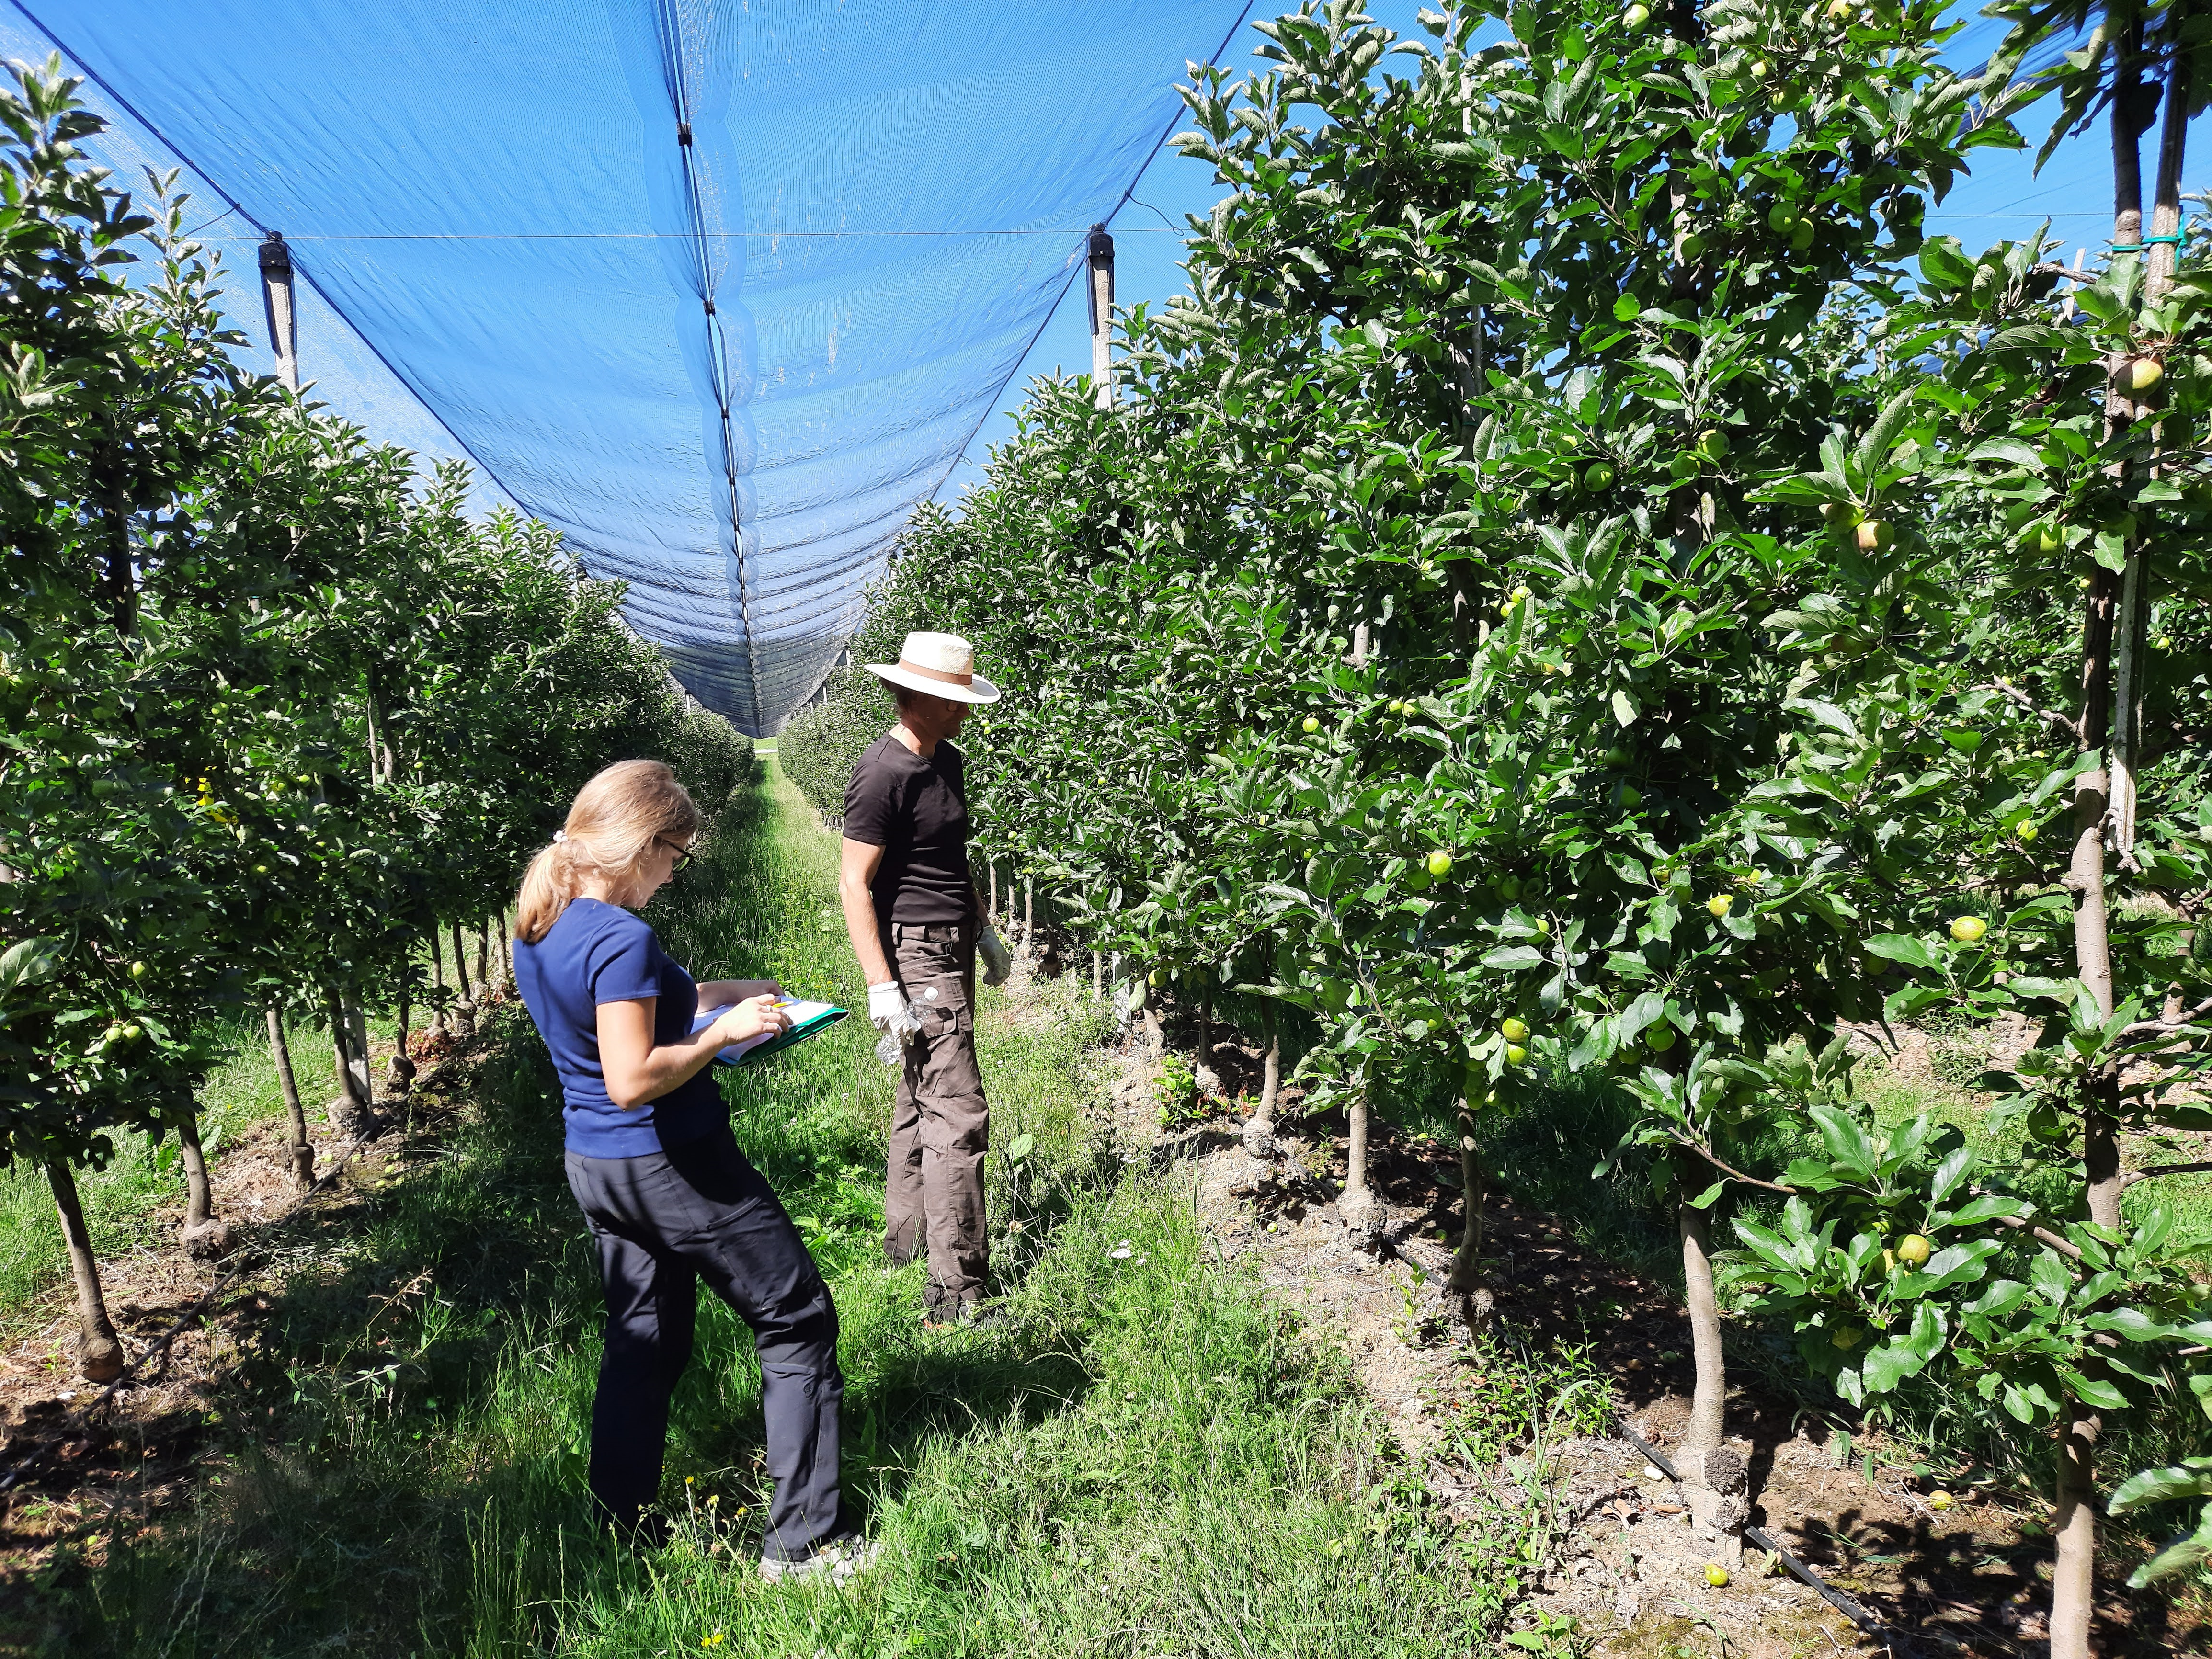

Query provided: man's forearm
[841,877,893,984]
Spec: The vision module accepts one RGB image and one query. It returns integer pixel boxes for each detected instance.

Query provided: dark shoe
[922,1298,1007,1332]
[599,1509,670,1551]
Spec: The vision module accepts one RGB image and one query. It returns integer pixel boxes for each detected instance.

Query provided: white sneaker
[759,1534,880,1586]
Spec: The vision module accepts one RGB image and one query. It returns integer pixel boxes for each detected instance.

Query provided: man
[838,630,1011,1327]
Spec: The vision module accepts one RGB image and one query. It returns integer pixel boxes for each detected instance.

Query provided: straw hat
[863,631,1000,705]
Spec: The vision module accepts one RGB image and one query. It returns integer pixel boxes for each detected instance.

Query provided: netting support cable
[918,0,1260,511]
[650,0,764,735]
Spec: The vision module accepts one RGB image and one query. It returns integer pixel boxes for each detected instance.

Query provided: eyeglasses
[658,837,695,873]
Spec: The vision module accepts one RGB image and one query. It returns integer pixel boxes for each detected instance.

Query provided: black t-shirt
[844,734,976,925]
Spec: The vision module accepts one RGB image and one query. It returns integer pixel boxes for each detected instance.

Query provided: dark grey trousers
[563,1124,845,1562]
[884,923,990,1316]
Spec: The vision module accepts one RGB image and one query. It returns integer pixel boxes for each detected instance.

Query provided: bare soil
[0,1009,501,1640]
[1097,1015,2212,1658]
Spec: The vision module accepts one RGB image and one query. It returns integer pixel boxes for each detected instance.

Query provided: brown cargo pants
[882,920,989,1317]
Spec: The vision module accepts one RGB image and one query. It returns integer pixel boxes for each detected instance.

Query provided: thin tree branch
[2122,1161,2212,1189]
[1682,1138,1796,1194]
[1982,679,2077,739]
[2119,993,2212,1038]
[1970,1188,2085,1259]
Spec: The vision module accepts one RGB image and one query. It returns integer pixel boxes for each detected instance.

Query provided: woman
[513,759,865,1581]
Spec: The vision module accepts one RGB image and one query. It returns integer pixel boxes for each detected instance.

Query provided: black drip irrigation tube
[1612,1417,2014,1659]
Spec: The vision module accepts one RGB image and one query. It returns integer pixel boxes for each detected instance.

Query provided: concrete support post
[1087,223,1116,409]
[259,231,299,392]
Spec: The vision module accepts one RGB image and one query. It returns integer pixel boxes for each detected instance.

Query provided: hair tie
[552,830,567,843]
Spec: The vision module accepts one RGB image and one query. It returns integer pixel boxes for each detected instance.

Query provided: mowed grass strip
[26,764,1507,1657]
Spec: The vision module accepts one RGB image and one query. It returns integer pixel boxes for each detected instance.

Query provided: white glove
[867,981,923,1041]
[978,924,1012,988]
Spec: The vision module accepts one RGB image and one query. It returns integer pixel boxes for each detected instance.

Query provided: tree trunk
[450,920,476,1035]
[474,918,489,998]
[497,914,514,990]
[1677,1156,1727,1454]
[1339,1092,1381,1241]
[1243,1018,1281,1159]
[268,1004,315,1191]
[46,1159,125,1381]
[2051,1395,2103,1659]
[1447,1092,1489,1310]
[2047,30,2158,1644]
[175,1114,233,1260]
[387,974,417,1096]
[450,920,474,1004]
[430,926,450,1034]
[1193,997,1222,1098]
[326,985,376,1140]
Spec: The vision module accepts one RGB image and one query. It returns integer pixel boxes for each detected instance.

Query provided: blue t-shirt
[513,897,722,1157]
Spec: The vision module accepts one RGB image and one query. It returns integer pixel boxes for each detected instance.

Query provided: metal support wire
[652,0,764,734]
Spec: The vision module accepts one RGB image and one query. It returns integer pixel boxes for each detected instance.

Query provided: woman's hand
[713,993,790,1046]
[696,977,783,1007]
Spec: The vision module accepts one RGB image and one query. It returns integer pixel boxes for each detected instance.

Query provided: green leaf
[2129,1515,2212,1589]
[1611,689,1638,727]
[2109,1459,2212,1514]
[0,938,65,1000]
[1864,934,1938,970]
[1808,1104,1877,1182]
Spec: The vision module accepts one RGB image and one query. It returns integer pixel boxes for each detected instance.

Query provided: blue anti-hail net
[11,0,1253,733]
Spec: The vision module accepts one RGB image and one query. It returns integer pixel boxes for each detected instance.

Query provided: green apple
[1623,2,1651,24]
[1696,428,1730,460]
[1426,850,1454,878]
[1501,1017,1530,1042]
[1928,1490,1953,1511]
[1820,501,1863,528]
[1646,1024,1677,1052]
[1301,715,1320,735]
[1705,1564,1730,1588]
[1897,1233,1932,1267]
[2127,356,2165,392]
[1599,745,1630,767]
[1855,519,1892,551]
[1504,1043,1528,1066]
[129,960,148,981]
[1584,461,1616,491]
[1707,894,1734,918]
[1788,217,1815,252]
[1679,232,1706,261]
[1497,876,1523,901]
[1619,785,1642,808]
[1949,916,1987,944]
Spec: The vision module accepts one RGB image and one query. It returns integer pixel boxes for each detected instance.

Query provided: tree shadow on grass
[5,1011,1113,1659]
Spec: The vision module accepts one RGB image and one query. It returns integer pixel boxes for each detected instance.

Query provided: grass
[12,763,1513,1656]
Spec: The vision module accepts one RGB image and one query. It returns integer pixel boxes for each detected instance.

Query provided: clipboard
[691,997,849,1066]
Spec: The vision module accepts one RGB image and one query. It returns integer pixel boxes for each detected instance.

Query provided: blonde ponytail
[514,760,701,944]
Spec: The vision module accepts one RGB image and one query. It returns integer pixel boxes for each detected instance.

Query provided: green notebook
[692,998,849,1066]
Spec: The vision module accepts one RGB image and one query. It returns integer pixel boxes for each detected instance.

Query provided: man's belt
[891,920,969,943]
